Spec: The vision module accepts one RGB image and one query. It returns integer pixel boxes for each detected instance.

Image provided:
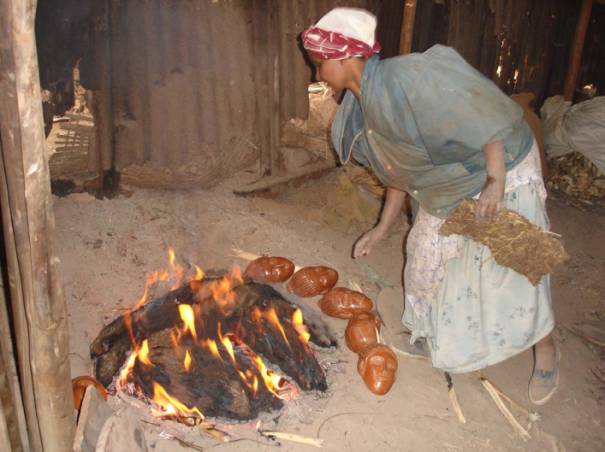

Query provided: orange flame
[178,304,197,339]
[167,247,185,289]
[152,382,204,419]
[118,350,137,387]
[201,339,221,360]
[193,265,205,281]
[292,308,311,345]
[184,350,192,371]
[253,356,283,397]
[138,339,153,366]
[217,323,236,363]
[238,369,259,395]
[265,308,290,347]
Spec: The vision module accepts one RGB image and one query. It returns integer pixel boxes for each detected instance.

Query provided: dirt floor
[54,165,605,451]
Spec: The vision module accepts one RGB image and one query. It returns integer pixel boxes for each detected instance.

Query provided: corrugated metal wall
[106,0,262,185]
[411,0,604,107]
[92,0,397,186]
[86,0,600,188]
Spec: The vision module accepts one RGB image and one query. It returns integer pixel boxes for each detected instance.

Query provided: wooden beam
[563,0,593,101]
[399,0,418,55]
[0,0,75,450]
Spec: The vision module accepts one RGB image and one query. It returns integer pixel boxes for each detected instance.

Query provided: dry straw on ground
[439,199,569,285]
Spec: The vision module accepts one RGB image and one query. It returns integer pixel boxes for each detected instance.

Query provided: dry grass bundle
[547,152,605,203]
[439,199,569,285]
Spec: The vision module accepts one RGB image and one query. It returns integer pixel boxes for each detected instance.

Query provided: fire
[193,265,205,281]
[209,268,243,313]
[253,356,283,397]
[152,382,204,419]
[201,339,221,360]
[118,350,137,386]
[116,248,300,422]
[184,350,192,371]
[167,247,185,289]
[138,339,153,366]
[265,308,290,347]
[217,324,236,363]
[292,308,311,345]
[178,304,197,339]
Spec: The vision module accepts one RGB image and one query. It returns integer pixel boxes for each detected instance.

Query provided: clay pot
[244,256,295,283]
[357,344,398,396]
[319,287,373,319]
[344,312,380,353]
[286,266,338,297]
[72,376,108,411]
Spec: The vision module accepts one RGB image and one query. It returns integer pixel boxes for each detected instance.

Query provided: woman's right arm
[352,187,407,258]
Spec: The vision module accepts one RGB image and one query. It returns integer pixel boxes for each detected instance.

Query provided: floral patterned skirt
[402,142,554,373]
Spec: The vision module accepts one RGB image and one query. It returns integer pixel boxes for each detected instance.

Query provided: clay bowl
[244,256,295,283]
[286,266,338,298]
[345,312,381,353]
[357,344,398,395]
[319,287,373,319]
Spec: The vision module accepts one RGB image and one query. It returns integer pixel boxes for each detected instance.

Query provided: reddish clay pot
[357,344,398,395]
[244,256,295,283]
[286,266,338,297]
[319,287,373,319]
[344,312,380,353]
[72,376,108,410]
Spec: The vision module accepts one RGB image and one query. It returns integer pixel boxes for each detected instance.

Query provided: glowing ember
[178,304,197,339]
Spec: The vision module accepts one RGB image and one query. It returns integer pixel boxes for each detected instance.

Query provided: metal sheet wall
[106,0,264,184]
[411,0,603,107]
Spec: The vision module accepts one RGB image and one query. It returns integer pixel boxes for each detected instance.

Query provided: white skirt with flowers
[402,142,554,373]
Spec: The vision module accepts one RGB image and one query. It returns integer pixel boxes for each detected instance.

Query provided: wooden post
[0,0,75,450]
[399,0,418,55]
[563,0,593,101]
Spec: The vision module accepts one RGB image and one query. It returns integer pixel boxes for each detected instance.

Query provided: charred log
[91,277,331,419]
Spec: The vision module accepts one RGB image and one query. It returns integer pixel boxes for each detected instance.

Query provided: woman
[301,7,559,404]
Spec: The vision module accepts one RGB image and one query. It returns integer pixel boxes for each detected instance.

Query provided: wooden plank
[563,0,594,100]
[0,0,75,449]
[0,256,30,450]
[399,0,418,54]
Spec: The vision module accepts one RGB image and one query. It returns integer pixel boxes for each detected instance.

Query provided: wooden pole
[0,0,75,450]
[399,0,418,55]
[563,0,593,101]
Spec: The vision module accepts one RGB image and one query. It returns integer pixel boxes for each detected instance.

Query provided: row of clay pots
[319,288,398,396]
[244,257,398,395]
[244,256,338,297]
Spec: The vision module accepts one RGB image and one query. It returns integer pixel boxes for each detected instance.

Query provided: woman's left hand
[476,176,505,221]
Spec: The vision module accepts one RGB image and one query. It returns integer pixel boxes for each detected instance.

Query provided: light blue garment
[331,45,535,218]
[402,180,554,373]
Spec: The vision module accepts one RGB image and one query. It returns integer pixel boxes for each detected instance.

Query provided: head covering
[301,7,381,61]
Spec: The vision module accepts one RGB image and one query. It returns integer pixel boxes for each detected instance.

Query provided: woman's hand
[476,176,505,221]
[353,227,387,258]
[478,141,506,221]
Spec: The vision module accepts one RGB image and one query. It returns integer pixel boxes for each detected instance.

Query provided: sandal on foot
[529,346,561,405]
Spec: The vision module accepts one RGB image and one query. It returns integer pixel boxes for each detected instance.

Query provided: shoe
[529,345,561,405]
[396,336,429,358]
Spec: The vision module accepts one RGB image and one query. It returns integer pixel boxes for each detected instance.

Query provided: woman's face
[313,59,347,92]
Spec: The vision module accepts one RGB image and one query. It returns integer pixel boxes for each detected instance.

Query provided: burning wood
[90,251,332,422]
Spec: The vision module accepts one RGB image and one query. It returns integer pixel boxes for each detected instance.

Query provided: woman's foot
[529,335,560,405]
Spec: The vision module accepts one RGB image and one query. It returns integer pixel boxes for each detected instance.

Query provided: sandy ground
[54,167,605,452]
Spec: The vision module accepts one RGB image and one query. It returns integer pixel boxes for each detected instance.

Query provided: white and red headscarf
[301,7,381,61]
